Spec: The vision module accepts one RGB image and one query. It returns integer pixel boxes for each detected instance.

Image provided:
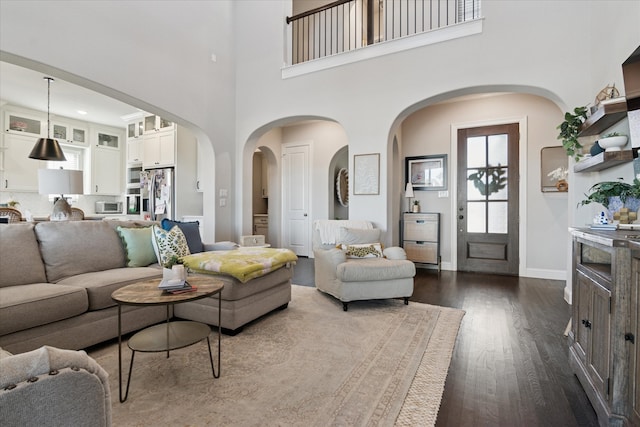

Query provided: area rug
[89,285,464,426]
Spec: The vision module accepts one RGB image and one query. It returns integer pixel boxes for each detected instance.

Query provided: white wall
[402,93,568,275]
[1,0,638,277]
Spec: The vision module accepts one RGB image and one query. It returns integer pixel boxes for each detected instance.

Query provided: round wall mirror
[336,168,349,207]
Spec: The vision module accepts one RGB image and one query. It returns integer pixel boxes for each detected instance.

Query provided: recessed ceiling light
[77,110,87,115]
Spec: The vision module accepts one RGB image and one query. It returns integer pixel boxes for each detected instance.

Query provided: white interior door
[282,142,310,256]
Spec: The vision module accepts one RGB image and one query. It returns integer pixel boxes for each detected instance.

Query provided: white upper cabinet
[4,111,44,138]
[143,130,175,168]
[2,133,44,192]
[143,115,174,134]
[52,121,88,147]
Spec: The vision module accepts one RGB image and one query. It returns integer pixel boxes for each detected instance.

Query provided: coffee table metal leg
[117,304,125,403]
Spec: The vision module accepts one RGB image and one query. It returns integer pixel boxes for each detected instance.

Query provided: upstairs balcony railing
[286,0,481,65]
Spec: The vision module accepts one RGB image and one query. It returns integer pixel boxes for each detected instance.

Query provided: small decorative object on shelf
[580,178,640,221]
[597,132,628,152]
[412,200,420,213]
[547,167,569,192]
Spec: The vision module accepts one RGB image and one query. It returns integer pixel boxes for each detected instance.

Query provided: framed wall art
[405,154,447,191]
[353,153,380,195]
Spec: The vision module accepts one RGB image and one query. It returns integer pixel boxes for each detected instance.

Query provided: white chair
[312,220,416,311]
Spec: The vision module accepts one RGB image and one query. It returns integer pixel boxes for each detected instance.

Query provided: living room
[1,1,639,426]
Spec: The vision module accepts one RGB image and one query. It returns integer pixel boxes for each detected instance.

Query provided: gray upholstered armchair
[313,220,416,311]
[0,346,111,426]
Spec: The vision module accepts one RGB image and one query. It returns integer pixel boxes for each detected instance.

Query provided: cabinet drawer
[404,220,438,241]
[254,216,268,225]
[404,241,438,264]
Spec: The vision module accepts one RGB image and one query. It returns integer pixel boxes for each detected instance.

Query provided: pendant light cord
[44,77,54,138]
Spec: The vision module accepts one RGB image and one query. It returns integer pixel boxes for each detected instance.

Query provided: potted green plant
[557,106,588,162]
[579,178,640,218]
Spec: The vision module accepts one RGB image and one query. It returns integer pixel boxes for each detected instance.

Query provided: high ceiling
[0,61,143,129]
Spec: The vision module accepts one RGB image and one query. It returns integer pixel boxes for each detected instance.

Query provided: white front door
[282,142,311,256]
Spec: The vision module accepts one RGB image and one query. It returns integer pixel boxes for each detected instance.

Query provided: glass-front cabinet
[144,115,174,134]
[127,120,144,139]
[97,132,120,149]
[4,111,43,137]
[52,121,88,146]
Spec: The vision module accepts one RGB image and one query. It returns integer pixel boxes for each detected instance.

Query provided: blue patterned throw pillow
[151,225,191,268]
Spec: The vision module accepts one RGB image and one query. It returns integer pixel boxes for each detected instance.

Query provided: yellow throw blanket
[181,247,298,283]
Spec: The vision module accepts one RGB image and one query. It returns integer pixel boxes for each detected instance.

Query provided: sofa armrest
[383,246,408,260]
[0,346,111,426]
[313,248,346,291]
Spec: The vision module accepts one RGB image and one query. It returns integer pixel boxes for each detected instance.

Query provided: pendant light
[29,77,67,161]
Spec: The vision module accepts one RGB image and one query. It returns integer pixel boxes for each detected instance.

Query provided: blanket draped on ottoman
[181,248,298,283]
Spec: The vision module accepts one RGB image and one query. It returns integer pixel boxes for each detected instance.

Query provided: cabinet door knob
[458,215,464,220]
[581,319,592,329]
[625,333,635,344]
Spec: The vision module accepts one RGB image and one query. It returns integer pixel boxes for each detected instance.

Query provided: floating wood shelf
[574,148,638,173]
[578,98,627,137]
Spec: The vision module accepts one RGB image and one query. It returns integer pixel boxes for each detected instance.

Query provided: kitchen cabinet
[89,127,123,195]
[143,115,174,134]
[1,133,44,192]
[4,111,44,137]
[127,119,144,139]
[127,139,143,164]
[253,214,268,241]
[143,130,175,168]
[402,213,440,269]
[52,121,88,146]
[569,228,639,426]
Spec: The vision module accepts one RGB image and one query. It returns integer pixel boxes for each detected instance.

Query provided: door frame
[449,116,528,275]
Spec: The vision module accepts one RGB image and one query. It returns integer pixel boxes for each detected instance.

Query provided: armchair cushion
[338,227,381,245]
[337,258,416,282]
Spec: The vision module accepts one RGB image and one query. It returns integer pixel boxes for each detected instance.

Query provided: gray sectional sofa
[0,220,293,354]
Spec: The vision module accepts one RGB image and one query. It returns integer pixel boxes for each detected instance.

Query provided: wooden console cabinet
[402,213,440,269]
[569,228,640,426]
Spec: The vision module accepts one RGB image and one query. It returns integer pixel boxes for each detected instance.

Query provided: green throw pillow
[151,224,191,268]
[116,226,158,267]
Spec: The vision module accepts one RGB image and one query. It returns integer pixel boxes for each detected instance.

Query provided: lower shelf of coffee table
[128,321,211,352]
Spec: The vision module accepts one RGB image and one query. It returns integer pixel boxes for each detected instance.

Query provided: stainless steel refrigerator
[141,168,174,221]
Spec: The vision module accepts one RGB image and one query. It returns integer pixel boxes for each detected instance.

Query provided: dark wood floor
[293,258,599,426]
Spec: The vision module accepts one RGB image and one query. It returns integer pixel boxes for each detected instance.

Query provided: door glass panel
[128,123,136,138]
[159,117,172,129]
[467,169,486,200]
[488,134,508,166]
[487,167,508,200]
[467,202,486,233]
[488,202,508,233]
[98,133,119,148]
[73,128,85,143]
[53,124,66,139]
[9,115,41,134]
[144,115,156,132]
[467,136,486,168]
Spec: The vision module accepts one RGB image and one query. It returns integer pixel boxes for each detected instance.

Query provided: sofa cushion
[0,223,47,288]
[151,225,190,268]
[337,258,416,282]
[116,226,157,267]
[35,221,127,282]
[57,267,162,311]
[162,218,203,254]
[0,283,88,335]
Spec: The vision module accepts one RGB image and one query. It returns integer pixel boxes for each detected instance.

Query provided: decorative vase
[412,204,420,213]
[598,135,628,152]
[555,179,569,192]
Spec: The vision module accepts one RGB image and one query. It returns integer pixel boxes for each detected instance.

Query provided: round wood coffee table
[111,275,224,402]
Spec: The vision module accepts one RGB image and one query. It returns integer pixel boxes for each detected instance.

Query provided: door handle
[625,333,635,344]
[458,215,464,220]
[304,213,308,217]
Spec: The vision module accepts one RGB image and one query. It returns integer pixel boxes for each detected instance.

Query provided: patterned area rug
[90,285,464,426]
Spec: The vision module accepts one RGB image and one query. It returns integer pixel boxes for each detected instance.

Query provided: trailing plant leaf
[557,106,588,162]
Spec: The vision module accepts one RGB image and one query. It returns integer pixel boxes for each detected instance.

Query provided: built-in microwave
[95,201,123,214]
